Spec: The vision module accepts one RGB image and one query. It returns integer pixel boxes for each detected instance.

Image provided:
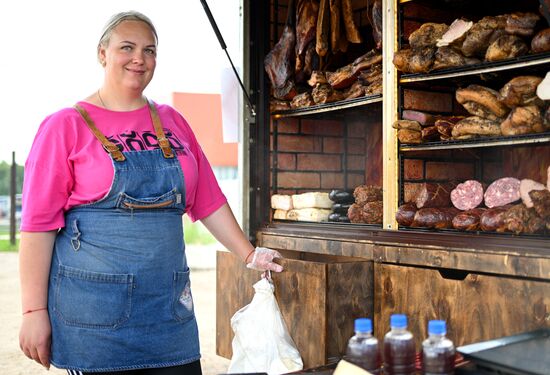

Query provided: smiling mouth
[127,68,146,74]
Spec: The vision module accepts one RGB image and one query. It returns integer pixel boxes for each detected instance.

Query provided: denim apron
[48,100,200,372]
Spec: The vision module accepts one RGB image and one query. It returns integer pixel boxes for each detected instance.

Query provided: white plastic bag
[228,277,303,375]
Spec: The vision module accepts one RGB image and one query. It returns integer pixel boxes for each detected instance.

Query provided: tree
[0,161,24,195]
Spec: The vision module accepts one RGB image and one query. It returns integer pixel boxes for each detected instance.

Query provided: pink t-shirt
[21,101,227,232]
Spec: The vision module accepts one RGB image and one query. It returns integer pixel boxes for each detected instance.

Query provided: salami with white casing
[484,177,521,208]
[451,180,484,210]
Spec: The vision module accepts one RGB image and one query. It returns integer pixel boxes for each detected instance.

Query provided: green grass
[183,216,217,245]
[0,239,19,252]
[0,217,216,252]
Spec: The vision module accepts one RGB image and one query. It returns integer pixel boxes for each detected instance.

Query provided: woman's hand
[19,310,51,369]
[246,247,284,272]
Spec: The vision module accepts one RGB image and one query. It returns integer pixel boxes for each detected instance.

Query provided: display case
[216,0,550,367]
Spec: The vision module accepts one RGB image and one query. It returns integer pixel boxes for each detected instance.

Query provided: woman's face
[99,20,157,93]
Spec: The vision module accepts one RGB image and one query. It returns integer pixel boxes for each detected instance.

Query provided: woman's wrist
[22,307,48,316]
[244,249,255,264]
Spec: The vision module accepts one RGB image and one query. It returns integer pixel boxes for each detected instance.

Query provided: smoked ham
[409,23,449,49]
[436,19,473,48]
[505,12,540,37]
[264,0,297,100]
[520,179,546,208]
[451,116,501,138]
[456,85,510,121]
[503,204,545,234]
[531,28,550,53]
[529,189,550,221]
[461,15,507,57]
[485,35,528,62]
[499,76,543,108]
[500,106,545,136]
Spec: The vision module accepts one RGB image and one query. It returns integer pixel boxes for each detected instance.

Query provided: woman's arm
[18,230,57,369]
[200,203,254,262]
[200,203,283,272]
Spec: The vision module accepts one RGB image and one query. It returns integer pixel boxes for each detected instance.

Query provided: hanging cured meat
[316,0,330,56]
[372,0,382,49]
[264,0,297,100]
[341,0,362,43]
[295,0,319,82]
[330,0,342,52]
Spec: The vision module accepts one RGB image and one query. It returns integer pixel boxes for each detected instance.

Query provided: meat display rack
[399,131,550,151]
[270,94,382,118]
[399,53,550,83]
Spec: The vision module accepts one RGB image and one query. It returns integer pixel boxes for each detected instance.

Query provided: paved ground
[0,246,232,375]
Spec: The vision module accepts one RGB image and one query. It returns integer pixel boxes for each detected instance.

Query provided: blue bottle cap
[428,320,446,335]
[390,314,407,328]
[355,318,372,332]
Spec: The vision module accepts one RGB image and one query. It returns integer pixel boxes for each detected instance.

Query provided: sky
[0,0,241,164]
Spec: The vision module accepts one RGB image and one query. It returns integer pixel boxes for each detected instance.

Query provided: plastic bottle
[383,314,416,375]
[422,320,455,375]
[346,318,381,374]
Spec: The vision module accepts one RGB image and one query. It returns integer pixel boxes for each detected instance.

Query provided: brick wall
[270,108,382,195]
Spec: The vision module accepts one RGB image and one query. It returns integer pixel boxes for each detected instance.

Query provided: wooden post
[9,151,16,245]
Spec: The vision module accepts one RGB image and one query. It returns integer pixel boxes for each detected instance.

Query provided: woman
[18,11,282,375]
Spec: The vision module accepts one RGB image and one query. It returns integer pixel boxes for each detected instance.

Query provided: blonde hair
[97,11,158,62]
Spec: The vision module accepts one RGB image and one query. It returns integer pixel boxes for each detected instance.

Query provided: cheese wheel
[292,192,333,209]
[286,208,331,222]
[271,194,293,210]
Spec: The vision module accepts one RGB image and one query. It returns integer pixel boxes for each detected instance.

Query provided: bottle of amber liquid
[346,318,381,374]
[422,320,455,375]
[383,314,416,375]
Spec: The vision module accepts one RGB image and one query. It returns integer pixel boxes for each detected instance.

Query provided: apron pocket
[172,270,195,322]
[118,188,182,210]
[54,265,134,329]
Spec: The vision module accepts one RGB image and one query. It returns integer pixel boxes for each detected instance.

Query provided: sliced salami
[451,180,484,210]
[484,177,521,208]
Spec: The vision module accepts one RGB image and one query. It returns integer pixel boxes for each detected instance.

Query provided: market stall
[216,0,550,371]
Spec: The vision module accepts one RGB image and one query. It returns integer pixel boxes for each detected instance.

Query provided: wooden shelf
[399,132,550,151]
[270,94,382,119]
[400,54,550,83]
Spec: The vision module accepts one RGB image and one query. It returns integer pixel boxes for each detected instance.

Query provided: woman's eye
[145,48,156,56]
[121,45,132,51]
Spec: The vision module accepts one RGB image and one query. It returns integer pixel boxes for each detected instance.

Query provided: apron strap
[147,99,175,159]
[74,104,126,162]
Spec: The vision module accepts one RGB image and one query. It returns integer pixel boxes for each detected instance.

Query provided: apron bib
[48,101,200,372]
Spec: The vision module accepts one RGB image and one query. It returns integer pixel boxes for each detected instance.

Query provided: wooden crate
[216,250,373,368]
[374,263,550,348]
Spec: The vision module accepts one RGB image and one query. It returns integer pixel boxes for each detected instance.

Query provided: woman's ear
[98,47,107,67]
